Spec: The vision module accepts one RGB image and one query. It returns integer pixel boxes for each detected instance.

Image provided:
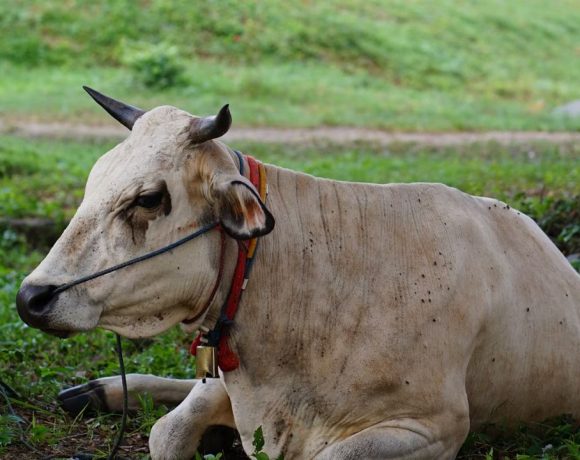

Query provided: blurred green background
[1,0,580,130]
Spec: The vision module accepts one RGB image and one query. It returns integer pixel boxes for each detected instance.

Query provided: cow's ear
[213,176,274,239]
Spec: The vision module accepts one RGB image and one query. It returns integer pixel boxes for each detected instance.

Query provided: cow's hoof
[58,382,108,416]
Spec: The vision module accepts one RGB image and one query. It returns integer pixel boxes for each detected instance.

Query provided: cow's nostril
[28,285,57,312]
[16,284,58,315]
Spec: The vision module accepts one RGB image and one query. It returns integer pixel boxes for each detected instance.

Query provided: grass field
[2,0,580,130]
[0,134,578,459]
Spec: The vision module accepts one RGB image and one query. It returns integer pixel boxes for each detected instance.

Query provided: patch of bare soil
[2,119,580,147]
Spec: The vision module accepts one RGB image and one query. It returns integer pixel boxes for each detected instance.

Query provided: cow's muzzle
[16,283,60,330]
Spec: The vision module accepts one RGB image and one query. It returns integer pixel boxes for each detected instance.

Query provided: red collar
[190,153,266,372]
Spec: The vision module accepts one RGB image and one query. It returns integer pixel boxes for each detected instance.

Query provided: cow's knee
[315,417,469,460]
[149,423,237,459]
[149,379,235,460]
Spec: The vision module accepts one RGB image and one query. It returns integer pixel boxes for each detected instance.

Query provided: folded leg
[149,378,235,460]
[58,374,197,414]
[315,416,469,460]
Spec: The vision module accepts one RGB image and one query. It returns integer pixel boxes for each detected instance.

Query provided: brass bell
[196,345,218,378]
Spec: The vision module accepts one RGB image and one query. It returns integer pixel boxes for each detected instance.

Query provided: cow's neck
[197,159,352,377]
[226,163,343,377]
[193,151,270,371]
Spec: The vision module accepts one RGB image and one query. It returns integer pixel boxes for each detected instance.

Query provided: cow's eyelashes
[134,192,164,209]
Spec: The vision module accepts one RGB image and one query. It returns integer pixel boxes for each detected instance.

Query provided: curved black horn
[190,104,232,144]
[83,86,146,130]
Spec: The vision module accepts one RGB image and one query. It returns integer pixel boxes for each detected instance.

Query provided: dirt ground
[3,118,580,146]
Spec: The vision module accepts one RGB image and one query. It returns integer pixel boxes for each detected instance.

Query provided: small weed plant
[251,426,283,460]
[122,42,187,89]
[195,452,222,460]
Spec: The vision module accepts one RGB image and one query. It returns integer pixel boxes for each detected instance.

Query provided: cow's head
[16,88,274,338]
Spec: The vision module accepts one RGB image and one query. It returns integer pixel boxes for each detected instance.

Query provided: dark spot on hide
[274,419,286,439]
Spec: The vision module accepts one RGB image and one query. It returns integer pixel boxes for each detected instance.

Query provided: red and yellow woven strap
[191,154,267,373]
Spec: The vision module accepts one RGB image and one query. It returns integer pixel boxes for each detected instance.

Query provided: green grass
[0,135,578,458]
[1,135,579,216]
[2,1,580,130]
[5,60,580,132]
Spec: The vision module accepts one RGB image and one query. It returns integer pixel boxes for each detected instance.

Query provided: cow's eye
[135,192,163,209]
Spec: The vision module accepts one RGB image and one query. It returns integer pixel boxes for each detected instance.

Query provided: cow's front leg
[58,374,197,415]
[149,378,236,460]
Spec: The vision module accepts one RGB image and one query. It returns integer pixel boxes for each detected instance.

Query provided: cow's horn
[190,104,232,144]
[83,86,146,130]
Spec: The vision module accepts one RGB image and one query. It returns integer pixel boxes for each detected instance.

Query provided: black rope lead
[108,333,128,460]
[53,222,218,295]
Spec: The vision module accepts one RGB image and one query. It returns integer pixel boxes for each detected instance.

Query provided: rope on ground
[108,333,129,460]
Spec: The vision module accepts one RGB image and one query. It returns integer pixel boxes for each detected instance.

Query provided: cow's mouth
[42,328,73,339]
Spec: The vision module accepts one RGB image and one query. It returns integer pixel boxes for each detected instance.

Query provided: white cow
[17,89,580,459]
